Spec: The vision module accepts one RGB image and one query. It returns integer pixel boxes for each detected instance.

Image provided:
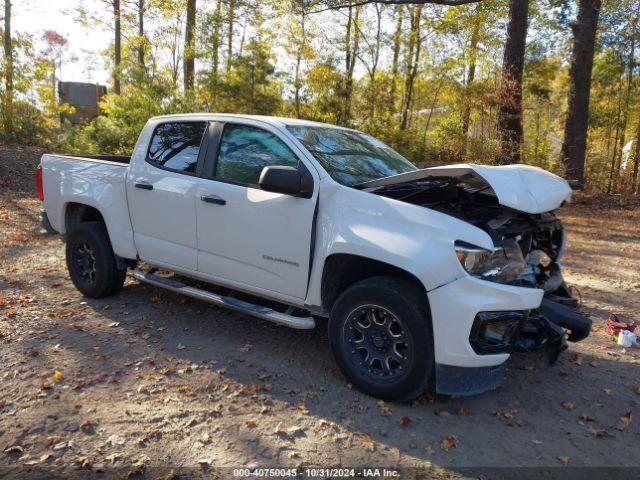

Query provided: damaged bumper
[428,276,591,397]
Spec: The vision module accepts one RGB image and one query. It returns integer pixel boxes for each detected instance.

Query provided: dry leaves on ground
[440,435,459,452]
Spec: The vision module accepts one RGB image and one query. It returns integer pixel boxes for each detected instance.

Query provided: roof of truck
[149,113,351,130]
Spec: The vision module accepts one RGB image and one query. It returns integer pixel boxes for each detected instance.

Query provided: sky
[14,0,112,85]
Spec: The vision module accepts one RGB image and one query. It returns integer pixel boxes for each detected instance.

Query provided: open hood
[360,163,572,214]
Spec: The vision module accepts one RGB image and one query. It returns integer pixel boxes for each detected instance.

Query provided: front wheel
[65,222,126,298]
[328,276,434,402]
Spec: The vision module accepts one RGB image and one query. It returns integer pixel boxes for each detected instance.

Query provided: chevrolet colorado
[37,114,591,400]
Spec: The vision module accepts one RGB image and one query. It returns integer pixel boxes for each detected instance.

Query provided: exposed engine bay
[362,176,592,362]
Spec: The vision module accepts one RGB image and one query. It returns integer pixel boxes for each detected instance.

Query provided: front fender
[305,181,494,307]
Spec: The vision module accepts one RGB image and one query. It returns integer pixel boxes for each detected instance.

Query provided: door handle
[201,194,226,206]
[135,183,153,190]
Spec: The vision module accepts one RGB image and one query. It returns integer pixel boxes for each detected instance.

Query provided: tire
[65,222,127,298]
[328,276,434,402]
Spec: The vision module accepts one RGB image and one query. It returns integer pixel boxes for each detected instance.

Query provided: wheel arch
[65,202,106,234]
[64,202,133,269]
[320,253,429,314]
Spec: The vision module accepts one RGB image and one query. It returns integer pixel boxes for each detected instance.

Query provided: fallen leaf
[561,401,575,411]
[589,427,615,439]
[569,354,582,366]
[440,435,458,452]
[3,445,24,456]
[457,404,470,416]
[286,425,305,436]
[73,457,92,470]
[178,385,194,396]
[376,400,392,416]
[354,432,373,444]
[245,420,257,428]
[6,308,16,316]
[558,456,571,465]
[495,408,518,421]
[399,416,412,427]
[105,453,121,463]
[53,370,63,381]
[617,411,632,430]
[602,388,612,396]
[105,434,125,446]
[38,378,52,390]
[579,414,595,423]
[39,453,53,463]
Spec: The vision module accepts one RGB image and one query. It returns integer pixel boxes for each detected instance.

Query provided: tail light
[36,164,44,201]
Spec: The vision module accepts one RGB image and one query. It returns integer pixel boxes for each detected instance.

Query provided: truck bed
[40,153,138,260]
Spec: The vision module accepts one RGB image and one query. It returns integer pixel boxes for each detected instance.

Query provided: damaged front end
[361,168,591,364]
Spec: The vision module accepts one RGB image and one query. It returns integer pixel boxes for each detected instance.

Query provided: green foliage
[2,0,639,193]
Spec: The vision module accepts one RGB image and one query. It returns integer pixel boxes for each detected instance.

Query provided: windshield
[286,125,418,186]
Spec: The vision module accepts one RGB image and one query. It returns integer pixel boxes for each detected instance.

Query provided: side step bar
[131,268,315,330]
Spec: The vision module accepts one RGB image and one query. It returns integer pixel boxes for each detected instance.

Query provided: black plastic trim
[435,363,505,396]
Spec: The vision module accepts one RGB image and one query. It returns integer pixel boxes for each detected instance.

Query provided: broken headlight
[455,239,525,284]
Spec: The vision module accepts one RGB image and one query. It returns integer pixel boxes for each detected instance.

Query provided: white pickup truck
[38,114,590,400]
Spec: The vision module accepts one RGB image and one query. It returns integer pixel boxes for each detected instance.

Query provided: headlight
[455,239,525,284]
[454,242,493,274]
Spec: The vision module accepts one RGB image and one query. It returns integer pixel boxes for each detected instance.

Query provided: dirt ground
[1,146,639,478]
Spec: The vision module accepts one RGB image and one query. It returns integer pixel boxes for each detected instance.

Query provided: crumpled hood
[361,163,572,214]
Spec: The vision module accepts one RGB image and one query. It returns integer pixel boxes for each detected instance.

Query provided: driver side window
[215,124,299,186]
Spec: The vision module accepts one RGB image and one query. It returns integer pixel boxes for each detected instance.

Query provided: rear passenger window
[147,122,207,173]
[215,124,299,185]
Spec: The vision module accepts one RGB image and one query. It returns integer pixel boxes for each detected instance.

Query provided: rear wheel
[65,222,126,298]
[328,276,434,402]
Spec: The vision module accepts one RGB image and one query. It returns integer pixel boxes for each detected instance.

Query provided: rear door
[195,121,318,299]
[127,121,209,271]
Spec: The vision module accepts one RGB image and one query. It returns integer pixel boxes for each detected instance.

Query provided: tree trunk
[497,0,529,164]
[293,13,305,119]
[212,0,222,85]
[3,0,13,142]
[462,4,482,139]
[632,118,640,194]
[113,0,121,94]
[184,0,197,92]
[227,0,235,72]
[607,88,623,193]
[342,5,360,124]
[389,5,403,110]
[367,3,382,120]
[560,0,601,187]
[138,0,145,67]
[400,4,423,130]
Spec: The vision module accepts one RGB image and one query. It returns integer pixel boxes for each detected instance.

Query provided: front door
[127,121,209,271]
[196,122,317,299]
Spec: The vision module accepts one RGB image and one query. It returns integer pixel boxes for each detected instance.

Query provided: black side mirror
[258,165,313,198]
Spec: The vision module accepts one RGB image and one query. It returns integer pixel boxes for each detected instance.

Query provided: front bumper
[427,275,543,368]
[428,275,591,396]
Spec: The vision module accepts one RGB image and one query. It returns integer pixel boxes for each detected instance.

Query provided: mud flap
[435,363,506,396]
